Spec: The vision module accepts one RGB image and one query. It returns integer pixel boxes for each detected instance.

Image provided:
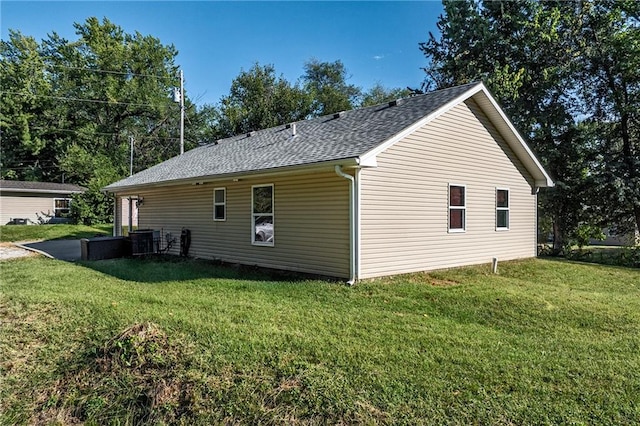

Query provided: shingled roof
[105,82,552,192]
[0,180,86,194]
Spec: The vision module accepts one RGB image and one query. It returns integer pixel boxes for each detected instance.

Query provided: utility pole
[128,135,134,234]
[129,136,134,176]
[172,70,185,154]
[179,69,184,155]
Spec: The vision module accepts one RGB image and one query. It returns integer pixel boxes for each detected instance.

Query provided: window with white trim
[54,198,71,217]
[252,184,274,246]
[496,188,510,230]
[213,188,226,221]
[448,184,466,232]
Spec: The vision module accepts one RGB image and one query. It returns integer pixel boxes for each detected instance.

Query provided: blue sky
[1,1,444,106]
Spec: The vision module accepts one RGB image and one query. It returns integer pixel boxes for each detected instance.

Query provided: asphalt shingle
[105,82,480,191]
[0,180,86,193]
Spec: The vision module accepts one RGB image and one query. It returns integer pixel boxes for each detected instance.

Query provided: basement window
[213,188,226,221]
[448,184,466,232]
[252,184,274,246]
[496,188,510,230]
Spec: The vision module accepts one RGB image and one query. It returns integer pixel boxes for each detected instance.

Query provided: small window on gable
[252,184,274,246]
[496,188,509,230]
[449,184,466,232]
[213,188,226,221]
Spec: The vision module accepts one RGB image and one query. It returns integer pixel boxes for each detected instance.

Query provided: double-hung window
[213,188,226,221]
[54,198,71,217]
[448,184,466,232]
[252,184,274,246]
[496,188,510,230]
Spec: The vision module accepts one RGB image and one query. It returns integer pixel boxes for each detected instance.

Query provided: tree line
[1,17,406,224]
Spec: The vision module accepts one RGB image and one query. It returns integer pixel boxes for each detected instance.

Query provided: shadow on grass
[77,255,330,284]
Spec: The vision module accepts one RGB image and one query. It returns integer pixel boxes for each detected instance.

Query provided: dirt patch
[428,277,460,287]
[0,243,37,260]
[34,322,197,424]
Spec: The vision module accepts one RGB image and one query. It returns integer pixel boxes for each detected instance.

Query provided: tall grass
[1,256,639,424]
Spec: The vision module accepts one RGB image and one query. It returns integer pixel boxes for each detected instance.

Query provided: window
[252,184,274,246]
[496,188,509,230]
[54,198,71,217]
[213,188,226,221]
[448,184,466,232]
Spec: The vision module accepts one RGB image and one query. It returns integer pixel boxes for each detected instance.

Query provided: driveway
[18,239,82,261]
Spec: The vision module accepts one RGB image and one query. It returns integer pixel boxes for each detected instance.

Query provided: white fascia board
[356,156,377,167]
[471,86,554,188]
[358,83,486,166]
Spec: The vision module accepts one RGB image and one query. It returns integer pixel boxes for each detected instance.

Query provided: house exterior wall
[134,170,351,278]
[0,192,66,224]
[359,99,538,278]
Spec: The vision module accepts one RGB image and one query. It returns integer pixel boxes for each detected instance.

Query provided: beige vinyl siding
[134,170,350,278]
[0,193,60,224]
[359,99,537,278]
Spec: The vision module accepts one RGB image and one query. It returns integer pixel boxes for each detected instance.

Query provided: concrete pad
[19,239,82,261]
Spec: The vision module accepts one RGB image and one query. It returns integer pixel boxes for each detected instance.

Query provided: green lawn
[0,223,112,242]
[1,256,639,424]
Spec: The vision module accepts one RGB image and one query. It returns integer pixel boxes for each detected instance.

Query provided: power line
[3,90,173,109]
[27,125,183,142]
[46,64,178,80]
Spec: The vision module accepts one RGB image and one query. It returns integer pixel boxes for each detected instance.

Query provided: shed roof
[105,82,553,192]
[0,180,86,194]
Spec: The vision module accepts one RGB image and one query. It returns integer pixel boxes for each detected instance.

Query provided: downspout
[335,165,356,285]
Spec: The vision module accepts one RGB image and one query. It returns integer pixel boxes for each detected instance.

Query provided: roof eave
[0,188,86,195]
[470,86,554,188]
[103,157,361,194]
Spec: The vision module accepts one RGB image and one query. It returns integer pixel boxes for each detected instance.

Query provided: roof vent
[388,99,402,107]
[333,111,345,119]
[286,123,297,136]
[247,131,255,137]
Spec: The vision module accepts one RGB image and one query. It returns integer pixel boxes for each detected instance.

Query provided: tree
[302,59,361,116]
[579,1,640,235]
[361,84,411,107]
[212,63,312,138]
[1,17,202,224]
[0,30,54,181]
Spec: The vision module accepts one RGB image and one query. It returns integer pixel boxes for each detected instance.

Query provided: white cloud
[373,55,384,61]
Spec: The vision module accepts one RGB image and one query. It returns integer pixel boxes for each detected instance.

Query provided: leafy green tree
[303,59,361,116]
[361,84,411,107]
[0,30,55,181]
[2,17,201,224]
[213,63,313,138]
[578,0,640,235]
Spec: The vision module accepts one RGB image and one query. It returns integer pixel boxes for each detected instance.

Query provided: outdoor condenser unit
[129,230,158,255]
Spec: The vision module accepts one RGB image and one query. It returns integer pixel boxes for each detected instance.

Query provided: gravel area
[0,243,37,260]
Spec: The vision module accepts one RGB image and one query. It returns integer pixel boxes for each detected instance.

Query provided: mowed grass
[0,223,112,242]
[1,256,639,425]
